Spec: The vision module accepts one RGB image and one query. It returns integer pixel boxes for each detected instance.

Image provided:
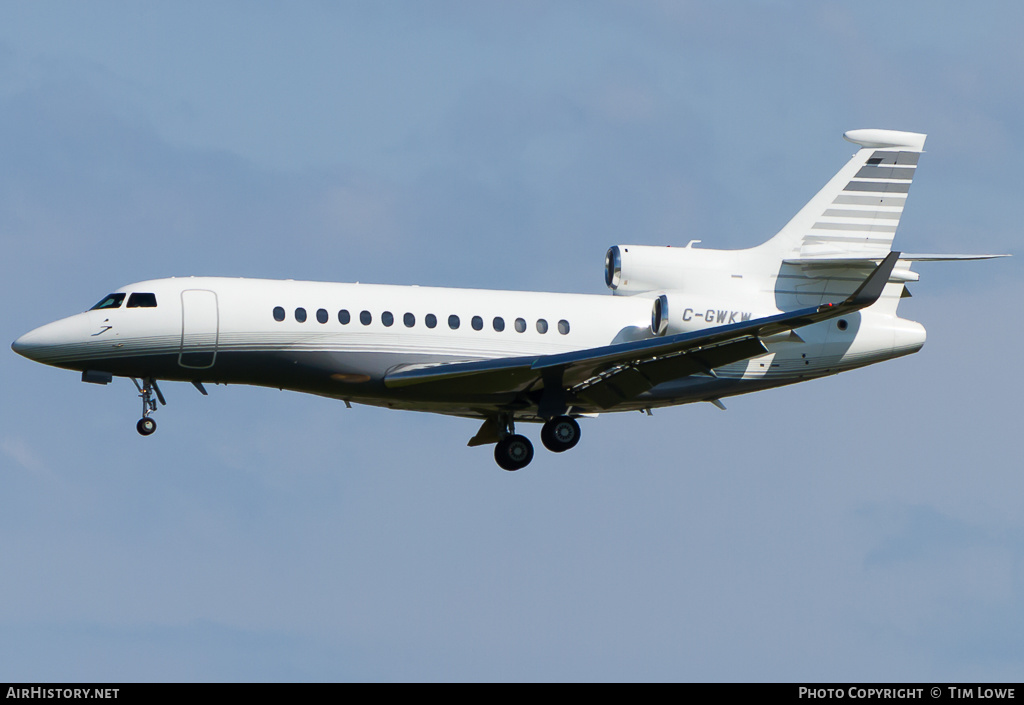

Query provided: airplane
[11,129,1007,470]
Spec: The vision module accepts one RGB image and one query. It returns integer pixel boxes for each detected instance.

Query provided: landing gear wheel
[494,434,534,471]
[541,416,581,453]
[132,377,164,437]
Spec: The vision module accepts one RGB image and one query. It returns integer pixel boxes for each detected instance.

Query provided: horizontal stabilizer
[892,253,1009,261]
[785,253,1008,265]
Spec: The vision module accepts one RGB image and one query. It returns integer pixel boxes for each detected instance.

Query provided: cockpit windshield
[127,293,157,308]
[91,293,126,310]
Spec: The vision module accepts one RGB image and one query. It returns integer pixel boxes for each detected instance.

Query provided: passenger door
[179,289,219,369]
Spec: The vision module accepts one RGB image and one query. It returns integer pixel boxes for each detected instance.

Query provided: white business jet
[12,129,1005,470]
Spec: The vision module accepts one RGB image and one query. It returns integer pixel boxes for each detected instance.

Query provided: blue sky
[1,1,1022,681]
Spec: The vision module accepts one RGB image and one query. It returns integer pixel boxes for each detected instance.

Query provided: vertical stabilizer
[757,129,926,261]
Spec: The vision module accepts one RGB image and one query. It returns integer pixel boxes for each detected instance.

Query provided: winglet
[825,250,901,311]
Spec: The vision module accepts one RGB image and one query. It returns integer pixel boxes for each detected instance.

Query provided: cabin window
[382,311,394,327]
[558,320,570,335]
[404,313,415,327]
[493,317,505,332]
[91,293,125,310]
[425,313,437,329]
[360,310,372,325]
[536,319,548,334]
[316,308,329,324]
[295,308,307,323]
[127,293,157,308]
[273,306,285,322]
[471,316,483,331]
[339,309,351,324]
[514,318,527,333]
[448,315,460,330]
[837,319,848,331]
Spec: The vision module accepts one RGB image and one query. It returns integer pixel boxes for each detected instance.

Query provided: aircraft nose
[12,335,26,356]
[11,317,87,364]
[12,326,51,362]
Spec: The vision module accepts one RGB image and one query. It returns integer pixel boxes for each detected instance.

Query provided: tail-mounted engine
[646,291,768,337]
[605,244,741,294]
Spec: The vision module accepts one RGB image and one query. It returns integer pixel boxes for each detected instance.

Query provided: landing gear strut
[132,377,164,436]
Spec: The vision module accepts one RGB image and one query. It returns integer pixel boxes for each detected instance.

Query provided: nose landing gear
[131,377,165,436]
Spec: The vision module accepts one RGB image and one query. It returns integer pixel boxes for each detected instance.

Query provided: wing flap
[642,336,769,385]
[385,355,539,395]
[574,336,769,409]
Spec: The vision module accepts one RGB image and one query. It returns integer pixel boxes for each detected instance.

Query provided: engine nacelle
[607,244,780,335]
[648,291,778,337]
[605,244,744,295]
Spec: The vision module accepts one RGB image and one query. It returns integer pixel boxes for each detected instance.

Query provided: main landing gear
[540,415,581,453]
[131,377,165,436]
[492,415,582,471]
[494,434,534,471]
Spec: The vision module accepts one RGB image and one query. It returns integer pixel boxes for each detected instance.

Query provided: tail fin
[757,129,926,261]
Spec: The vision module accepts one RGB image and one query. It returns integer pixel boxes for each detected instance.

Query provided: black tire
[494,434,534,471]
[541,416,581,453]
[137,417,157,436]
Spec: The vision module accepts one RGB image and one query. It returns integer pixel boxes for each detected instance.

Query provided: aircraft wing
[384,252,901,411]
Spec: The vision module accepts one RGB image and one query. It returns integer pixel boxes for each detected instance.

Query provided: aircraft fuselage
[13,275,925,419]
